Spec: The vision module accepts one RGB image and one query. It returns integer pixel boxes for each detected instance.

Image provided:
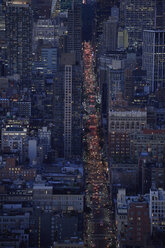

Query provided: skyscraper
[54,0,82,159]
[103,16,118,52]
[120,0,155,47]
[156,0,165,29]
[142,30,165,92]
[5,0,32,84]
[54,52,82,159]
[67,0,82,64]
[0,0,6,76]
[95,0,114,39]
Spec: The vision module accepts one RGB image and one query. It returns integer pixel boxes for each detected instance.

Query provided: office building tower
[54,53,82,159]
[142,30,165,92]
[95,0,114,39]
[120,0,155,47]
[53,64,64,157]
[156,0,165,29]
[67,0,82,64]
[5,1,32,85]
[62,54,75,158]
[0,1,5,44]
[0,0,6,76]
[103,16,118,52]
[53,0,82,158]
[107,59,125,109]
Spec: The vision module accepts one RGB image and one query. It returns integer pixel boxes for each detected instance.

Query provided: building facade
[5,1,32,84]
[142,30,165,92]
[120,0,155,47]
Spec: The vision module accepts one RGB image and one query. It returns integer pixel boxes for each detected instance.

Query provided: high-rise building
[120,0,155,47]
[103,16,118,52]
[116,189,150,248]
[142,30,165,92]
[95,0,114,39]
[54,52,82,159]
[62,53,75,158]
[0,1,5,44]
[107,59,125,109]
[5,1,32,85]
[108,109,147,160]
[0,0,6,76]
[156,0,165,29]
[67,0,82,64]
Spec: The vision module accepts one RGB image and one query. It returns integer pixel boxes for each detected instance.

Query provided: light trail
[83,42,116,248]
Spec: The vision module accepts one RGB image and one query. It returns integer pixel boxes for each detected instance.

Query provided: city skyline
[0,0,165,247]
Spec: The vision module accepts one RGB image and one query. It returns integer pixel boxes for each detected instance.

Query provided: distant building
[67,0,82,63]
[108,109,147,159]
[14,101,31,117]
[0,210,30,247]
[107,59,125,109]
[28,139,37,164]
[156,0,165,29]
[5,1,32,84]
[33,47,57,76]
[111,162,138,195]
[31,0,52,19]
[109,109,147,133]
[33,184,84,212]
[33,19,56,49]
[116,189,150,247]
[60,0,72,11]
[95,0,114,39]
[103,16,118,52]
[1,125,27,160]
[117,28,128,50]
[38,126,51,159]
[0,157,36,180]
[130,129,165,162]
[149,189,165,233]
[120,0,155,47]
[142,30,165,92]
[54,52,82,159]
[139,156,165,194]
